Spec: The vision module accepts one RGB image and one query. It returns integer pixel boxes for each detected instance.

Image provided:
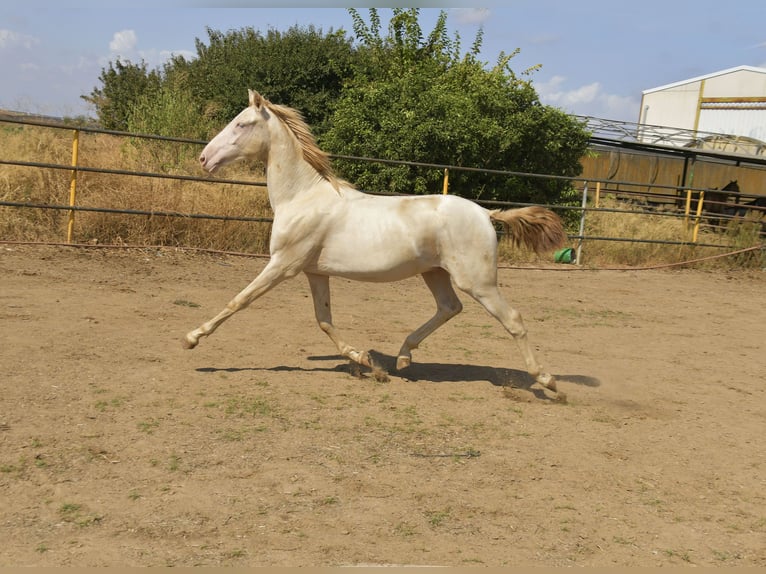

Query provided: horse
[704,180,765,234]
[182,90,567,393]
[724,195,766,237]
[725,195,766,218]
[703,180,740,228]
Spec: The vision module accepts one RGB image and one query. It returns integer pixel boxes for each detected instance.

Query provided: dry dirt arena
[1,244,764,567]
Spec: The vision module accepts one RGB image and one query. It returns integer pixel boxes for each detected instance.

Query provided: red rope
[1,239,762,271]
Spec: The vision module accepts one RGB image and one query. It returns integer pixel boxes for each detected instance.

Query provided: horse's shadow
[196,350,600,401]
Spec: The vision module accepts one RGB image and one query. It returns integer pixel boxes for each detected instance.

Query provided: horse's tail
[489,206,567,254]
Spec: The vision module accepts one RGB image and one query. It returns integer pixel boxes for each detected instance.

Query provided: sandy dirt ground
[1,244,764,567]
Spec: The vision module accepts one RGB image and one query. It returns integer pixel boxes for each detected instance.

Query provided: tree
[125,72,216,171]
[178,25,355,135]
[86,25,355,138]
[83,59,161,131]
[82,10,589,208]
[322,8,590,205]
[125,67,212,139]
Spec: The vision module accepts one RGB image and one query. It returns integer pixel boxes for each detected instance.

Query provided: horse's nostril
[199,154,206,165]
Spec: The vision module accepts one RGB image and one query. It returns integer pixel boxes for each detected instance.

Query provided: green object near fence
[554,247,575,263]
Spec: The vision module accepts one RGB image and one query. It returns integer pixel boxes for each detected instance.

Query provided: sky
[2,1,766,124]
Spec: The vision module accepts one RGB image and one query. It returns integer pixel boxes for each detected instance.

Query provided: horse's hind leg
[396,268,463,370]
[467,285,556,391]
[305,272,370,367]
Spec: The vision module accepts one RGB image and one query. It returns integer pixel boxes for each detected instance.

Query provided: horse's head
[199,89,272,173]
[722,180,740,192]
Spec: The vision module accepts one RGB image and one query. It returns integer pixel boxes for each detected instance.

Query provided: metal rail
[2,114,763,262]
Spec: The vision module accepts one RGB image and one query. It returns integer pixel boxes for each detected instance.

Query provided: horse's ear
[248,89,264,109]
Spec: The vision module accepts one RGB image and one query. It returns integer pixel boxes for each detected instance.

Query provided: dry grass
[1,124,762,268]
[577,196,763,269]
[0,123,273,252]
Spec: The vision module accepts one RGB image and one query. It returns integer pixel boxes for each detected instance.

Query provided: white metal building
[638,65,766,151]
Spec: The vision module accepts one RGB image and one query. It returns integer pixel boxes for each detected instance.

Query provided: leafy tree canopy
[162,24,354,136]
[83,59,161,131]
[85,24,354,138]
[85,9,590,205]
[322,8,589,203]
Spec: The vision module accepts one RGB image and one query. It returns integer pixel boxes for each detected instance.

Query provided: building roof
[642,65,766,95]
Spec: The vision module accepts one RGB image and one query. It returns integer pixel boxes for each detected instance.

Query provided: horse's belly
[310,244,436,282]
[306,201,450,280]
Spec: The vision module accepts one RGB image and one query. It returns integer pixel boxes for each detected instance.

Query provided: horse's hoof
[536,373,557,392]
[181,335,198,350]
[359,351,372,368]
[396,355,411,370]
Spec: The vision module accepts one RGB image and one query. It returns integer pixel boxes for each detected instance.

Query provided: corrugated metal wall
[580,148,766,203]
[698,105,766,142]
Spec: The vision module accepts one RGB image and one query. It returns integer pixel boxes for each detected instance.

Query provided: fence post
[442,168,449,194]
[575,181,588,265]
[66,129,80,243]
[683,188,692,232]
[594,181,601,208]
[692,190,704,243]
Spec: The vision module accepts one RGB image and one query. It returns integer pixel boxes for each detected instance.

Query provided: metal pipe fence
[1,115,762,263]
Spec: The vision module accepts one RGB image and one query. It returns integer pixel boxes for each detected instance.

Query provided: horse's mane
[265,100,344,191]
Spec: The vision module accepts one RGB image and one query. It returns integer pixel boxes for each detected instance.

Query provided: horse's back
[346,192,492,246]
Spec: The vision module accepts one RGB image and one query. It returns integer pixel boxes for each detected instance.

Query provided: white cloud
[536,75,595,105]
[535,75,564,93]
[109,29,138,55]
[564,82,600,106]
[602,93,640,122]
[104,30,194,66]
[0,29,39,50]
[535,75,639,121]
[451,8,490,26]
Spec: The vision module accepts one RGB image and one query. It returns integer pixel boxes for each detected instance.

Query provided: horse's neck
[264,126,330,209]
[264,149,312,209]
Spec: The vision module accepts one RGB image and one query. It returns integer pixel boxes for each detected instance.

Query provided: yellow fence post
[692,190,704,243]
[594,181,601,208]
[684,188,692,232]
[66,129,80,243]
[442,168,449,195]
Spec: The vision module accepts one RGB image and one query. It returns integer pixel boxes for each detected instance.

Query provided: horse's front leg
[182,258,295,349]
[305,272,370,367]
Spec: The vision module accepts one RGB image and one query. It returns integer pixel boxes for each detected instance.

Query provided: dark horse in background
[703,180,766,233]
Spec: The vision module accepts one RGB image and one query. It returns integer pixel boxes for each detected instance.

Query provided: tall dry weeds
[575,196,763,269]
[0,123,273,252]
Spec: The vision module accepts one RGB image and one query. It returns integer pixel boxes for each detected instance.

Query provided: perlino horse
[183,90,567,392]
